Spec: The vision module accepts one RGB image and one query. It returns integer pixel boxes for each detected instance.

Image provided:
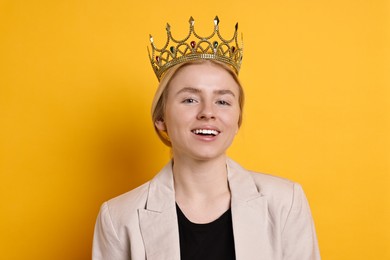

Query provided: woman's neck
[172,155,231,223]
[172,155,229,198]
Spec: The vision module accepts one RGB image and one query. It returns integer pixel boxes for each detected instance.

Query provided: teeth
[193,129,219,135]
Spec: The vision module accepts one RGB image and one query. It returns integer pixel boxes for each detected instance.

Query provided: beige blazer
[93,159,320,260]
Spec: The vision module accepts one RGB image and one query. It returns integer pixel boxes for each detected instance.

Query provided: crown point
[189,16,195,26]
[235,23,238,31]
[166,23,171,32]
[214,16,220,26]
[149,34,154,43]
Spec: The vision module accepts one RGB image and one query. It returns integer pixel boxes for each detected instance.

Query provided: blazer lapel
[138,162,181,260]
[138,159,275,260]
[227,159,275,260]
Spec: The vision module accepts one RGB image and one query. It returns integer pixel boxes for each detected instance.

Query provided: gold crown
[148,16,243,81]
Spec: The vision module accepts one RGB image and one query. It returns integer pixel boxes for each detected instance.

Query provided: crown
[148,16,243,81]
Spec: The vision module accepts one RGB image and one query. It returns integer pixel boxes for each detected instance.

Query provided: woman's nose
[197,103,216,120]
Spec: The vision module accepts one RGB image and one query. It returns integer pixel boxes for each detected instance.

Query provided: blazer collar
[144,161,175,212]
[138,161,179,260]
[226,158,263,200]
[143,159,263,210]
[139,159,272,260]
[227,159,274,259]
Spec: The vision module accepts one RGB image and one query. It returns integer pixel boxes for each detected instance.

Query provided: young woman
[93,17,320,260]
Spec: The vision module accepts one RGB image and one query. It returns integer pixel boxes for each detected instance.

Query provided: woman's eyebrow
[175,87,201,95]
[214,89,236,97]
[175,87,236,97]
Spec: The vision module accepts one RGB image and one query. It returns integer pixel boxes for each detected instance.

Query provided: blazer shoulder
[104,182,150,221]
[250,171,295,194]
[229,158,294,190]
[228,158,301,204]
[249,171,312,217]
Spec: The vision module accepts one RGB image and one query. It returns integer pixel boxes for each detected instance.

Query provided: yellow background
[0,0,389,259]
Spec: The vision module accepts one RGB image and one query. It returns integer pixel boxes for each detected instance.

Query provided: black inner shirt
[176,204,236,260]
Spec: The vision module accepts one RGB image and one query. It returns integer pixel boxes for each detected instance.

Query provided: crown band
[148,16,243,81]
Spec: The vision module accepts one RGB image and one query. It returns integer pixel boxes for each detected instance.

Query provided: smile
[192,129,220,136]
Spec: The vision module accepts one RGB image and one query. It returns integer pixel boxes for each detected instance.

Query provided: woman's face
[155,62,241,161]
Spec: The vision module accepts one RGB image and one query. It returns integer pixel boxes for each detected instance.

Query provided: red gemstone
[231,46,236,52]
[156,56,160,62]
[190,41,196,48]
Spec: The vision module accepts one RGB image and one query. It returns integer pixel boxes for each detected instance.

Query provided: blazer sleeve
[92,202,130,260]
[281,183,321,260]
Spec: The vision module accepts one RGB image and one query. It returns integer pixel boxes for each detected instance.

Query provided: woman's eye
[216,100,231,106]
[182,98,197,103]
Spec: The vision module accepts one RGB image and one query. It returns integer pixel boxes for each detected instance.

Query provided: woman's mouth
[192,129,220,136]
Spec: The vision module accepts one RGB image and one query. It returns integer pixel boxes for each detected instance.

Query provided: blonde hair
[151,59,245,146]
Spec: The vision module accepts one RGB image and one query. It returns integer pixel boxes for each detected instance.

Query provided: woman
[93,16,320,260]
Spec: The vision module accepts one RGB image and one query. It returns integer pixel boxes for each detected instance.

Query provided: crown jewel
[148,16,243,81]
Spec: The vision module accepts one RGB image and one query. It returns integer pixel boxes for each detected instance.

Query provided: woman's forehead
[168,62,239,89]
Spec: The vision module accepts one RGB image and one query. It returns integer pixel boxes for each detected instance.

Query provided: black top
[176,204,236,260]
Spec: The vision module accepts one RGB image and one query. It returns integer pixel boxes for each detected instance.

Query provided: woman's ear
[155,119,166,131]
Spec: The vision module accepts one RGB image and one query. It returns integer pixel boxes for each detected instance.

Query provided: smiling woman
[152,59,245,147]
[92,16,320,260]
[154,61,241,163]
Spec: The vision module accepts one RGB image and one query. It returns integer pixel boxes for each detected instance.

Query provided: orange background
[0,0,389,259]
